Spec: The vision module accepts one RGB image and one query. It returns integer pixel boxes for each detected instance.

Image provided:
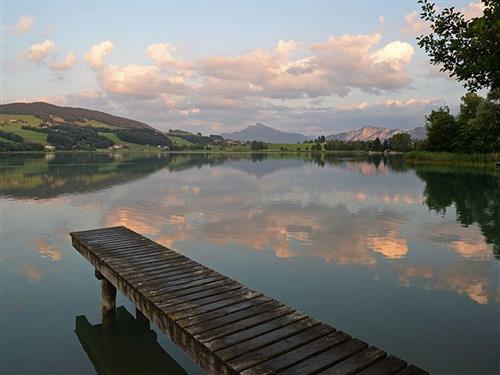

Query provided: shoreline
[2,149,499,167]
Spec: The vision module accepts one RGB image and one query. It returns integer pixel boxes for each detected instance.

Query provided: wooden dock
[71,226,428,375]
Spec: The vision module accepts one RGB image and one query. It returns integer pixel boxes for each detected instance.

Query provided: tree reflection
[416,166,500,259]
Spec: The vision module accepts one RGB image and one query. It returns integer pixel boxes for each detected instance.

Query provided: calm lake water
[1,152,499,374]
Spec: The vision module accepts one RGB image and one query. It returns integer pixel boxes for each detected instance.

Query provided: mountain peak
[222,123,309,143]
[327,126,426,141]
[254,122,268,128]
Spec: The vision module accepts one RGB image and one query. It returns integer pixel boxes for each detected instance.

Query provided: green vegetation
[24,124,113,150]
[1,114,43,126]
[418,0,499,91]
[267,143,311,152]
[0,130,44,151]
[168,135,194,147]
[406,151,499,166]
[413,1,499,164]
[116,128,172,147]
[0,123,48,144]
[99,132,161,151]
[250,141,267,150]
[77,118,118,129]
[423,91,499,153]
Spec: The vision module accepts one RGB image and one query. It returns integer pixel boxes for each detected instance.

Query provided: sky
[1,1,485,135]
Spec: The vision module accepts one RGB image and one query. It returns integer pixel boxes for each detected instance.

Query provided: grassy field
[0,114,43,126]
[77,119,118,129]
[405,151,500,166]
[167,135,194,147]
[0,123,48,144]
[267,143,313,151]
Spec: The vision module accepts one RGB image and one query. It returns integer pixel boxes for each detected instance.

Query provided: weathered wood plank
[178,297,275,329]
[240,331,351,375]
[212,316,319,357]
[317,347,386,375]
[278,339,368,375]
[165,288,257,315]
[356,356,407,375]
[227,323,335,372]
[186,300,284,334]
[196,305,295,343]
[70,227,427,375]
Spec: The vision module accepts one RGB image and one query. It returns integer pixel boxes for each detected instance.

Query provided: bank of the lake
[405,151,500,166]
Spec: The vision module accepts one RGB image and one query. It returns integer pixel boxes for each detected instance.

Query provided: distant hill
[222,123,426,143]
[327,126,426,141]
[222,123,310,143]
[0,102,154,130]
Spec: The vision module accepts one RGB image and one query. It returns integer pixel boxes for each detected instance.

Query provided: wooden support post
[95,270,116,331]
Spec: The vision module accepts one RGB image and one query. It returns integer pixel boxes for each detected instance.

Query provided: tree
[250,140,267,150]
[424,107,459,151]
[388,133,412,152]
[455,93,485,151]
[417,0,500,91]
[466,93,500,152]
[372,137,382,152]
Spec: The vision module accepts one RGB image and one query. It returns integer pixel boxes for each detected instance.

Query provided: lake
[1,152,498,374]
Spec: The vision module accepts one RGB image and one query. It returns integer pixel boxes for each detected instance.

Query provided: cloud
[462,1,485,19]
[25,40,56,63]
[310,33,414,95]
[402,11,429,35]
[336,98,440,112]
[66,33,419,133]
[84,41,114,68]
[146,43,191,69]
[85,41,190,99]
[403,2,484,36]
[50,52,76,71]
[6,15,34,36]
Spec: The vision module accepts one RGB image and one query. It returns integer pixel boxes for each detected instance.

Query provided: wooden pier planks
[71,226,428,375]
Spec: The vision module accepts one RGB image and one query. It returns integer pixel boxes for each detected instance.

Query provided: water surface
[1,153,498,374]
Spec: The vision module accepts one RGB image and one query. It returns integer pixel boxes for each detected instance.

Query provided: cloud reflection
[21,265,42,283]
[34,239,62,262]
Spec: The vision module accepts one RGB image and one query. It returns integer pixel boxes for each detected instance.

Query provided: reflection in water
[21,264,42,283]
[2,152,499,375]
[416,166,500,258]
[34,238,63,262]
[75,306,187,375]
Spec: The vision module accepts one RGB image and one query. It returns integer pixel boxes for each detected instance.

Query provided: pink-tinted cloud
[6,15,34,36]
[25,40,56,63]
[146,43,191,70]
[84,41,113,68]
[402,11,429,35]
[50,52,76,71]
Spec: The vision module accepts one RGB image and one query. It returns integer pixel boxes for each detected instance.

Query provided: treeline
[423,91,500,153]
[23,124,113,150]
[116,128,172,147]
[320,133,418,152]
[168,131,224,146]
[0,130,44,151]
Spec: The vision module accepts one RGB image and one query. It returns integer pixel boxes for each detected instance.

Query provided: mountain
[408,126,426,140]
[0,102,154,130]
[222,123,309,143]
[327,126,426,141]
